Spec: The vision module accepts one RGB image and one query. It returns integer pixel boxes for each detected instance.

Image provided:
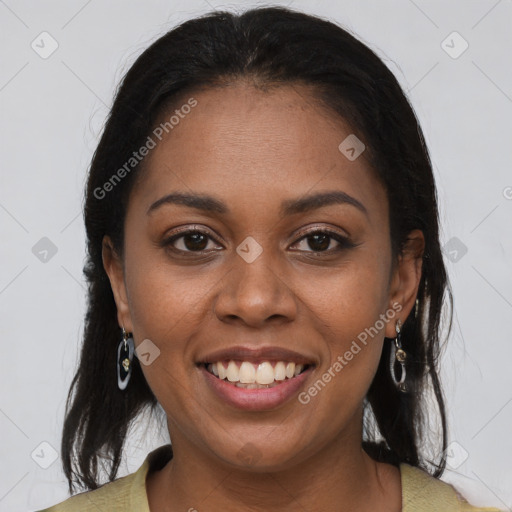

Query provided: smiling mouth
[199,360,312,389]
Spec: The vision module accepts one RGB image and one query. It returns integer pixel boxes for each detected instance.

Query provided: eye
[290,229,356,254]
[162,228,222,253]
[162,226,356,256]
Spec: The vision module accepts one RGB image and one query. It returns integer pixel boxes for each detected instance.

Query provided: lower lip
[199,365,314,411]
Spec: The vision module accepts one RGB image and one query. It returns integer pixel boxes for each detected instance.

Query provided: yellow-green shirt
[39,444,504,511]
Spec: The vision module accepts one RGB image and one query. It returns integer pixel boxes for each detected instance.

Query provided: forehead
[130,82,387,221]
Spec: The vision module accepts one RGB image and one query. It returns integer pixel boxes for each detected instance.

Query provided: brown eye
[291,230,356,253]
[180,232,209,251]
[163,229,222,253]
[305,233,331,251]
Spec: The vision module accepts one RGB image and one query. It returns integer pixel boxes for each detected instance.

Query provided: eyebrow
[147,190,368,217]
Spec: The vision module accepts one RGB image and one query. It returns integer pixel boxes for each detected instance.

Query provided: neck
[147,416,401,511]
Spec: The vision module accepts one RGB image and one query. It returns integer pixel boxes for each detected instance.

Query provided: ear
[102,235,133,332]
[385,229,424,338]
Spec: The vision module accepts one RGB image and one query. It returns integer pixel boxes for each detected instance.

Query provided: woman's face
[104,82,422,471]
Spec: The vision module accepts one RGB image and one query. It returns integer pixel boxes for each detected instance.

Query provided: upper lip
[197,346,317,366]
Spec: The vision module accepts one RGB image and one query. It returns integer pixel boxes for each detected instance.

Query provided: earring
[117,327,134,391]
[390,319,407,392]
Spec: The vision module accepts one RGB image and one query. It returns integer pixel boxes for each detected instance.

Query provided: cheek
[123,227,215,328]
[298,253,390,394]
[303,252,391,337]
[127,276,211,362]
[122,243,212,372]
[122,253,213,417]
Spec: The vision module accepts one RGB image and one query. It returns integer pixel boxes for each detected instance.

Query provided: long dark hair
[61,6,452,494]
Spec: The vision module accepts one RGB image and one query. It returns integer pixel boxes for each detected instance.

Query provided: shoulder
[400,463,504,512]
[36,471,138,511]
[37,444,173,512]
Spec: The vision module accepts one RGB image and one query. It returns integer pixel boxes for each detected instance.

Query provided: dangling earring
[117,327,134,391]
[390,319,407,392]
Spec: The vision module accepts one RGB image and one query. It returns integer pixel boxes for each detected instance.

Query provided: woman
[40,6,502,511]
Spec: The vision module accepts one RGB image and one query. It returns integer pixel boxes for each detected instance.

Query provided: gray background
[1,0,511,510]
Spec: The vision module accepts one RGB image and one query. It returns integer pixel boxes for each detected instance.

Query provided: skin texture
[103,81,424,511]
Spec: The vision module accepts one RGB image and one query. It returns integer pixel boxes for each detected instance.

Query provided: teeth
[239,361,256,383]
[256,361,274,385]
[274,361,286,381]
[217,362,227,380]
[226,361,239,382]
[285,362,295,379]
[208,360,308,385]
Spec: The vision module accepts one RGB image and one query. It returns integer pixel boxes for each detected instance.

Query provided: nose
[213,245,298,328]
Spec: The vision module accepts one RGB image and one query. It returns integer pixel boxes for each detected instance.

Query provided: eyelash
[161,227,356,256]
